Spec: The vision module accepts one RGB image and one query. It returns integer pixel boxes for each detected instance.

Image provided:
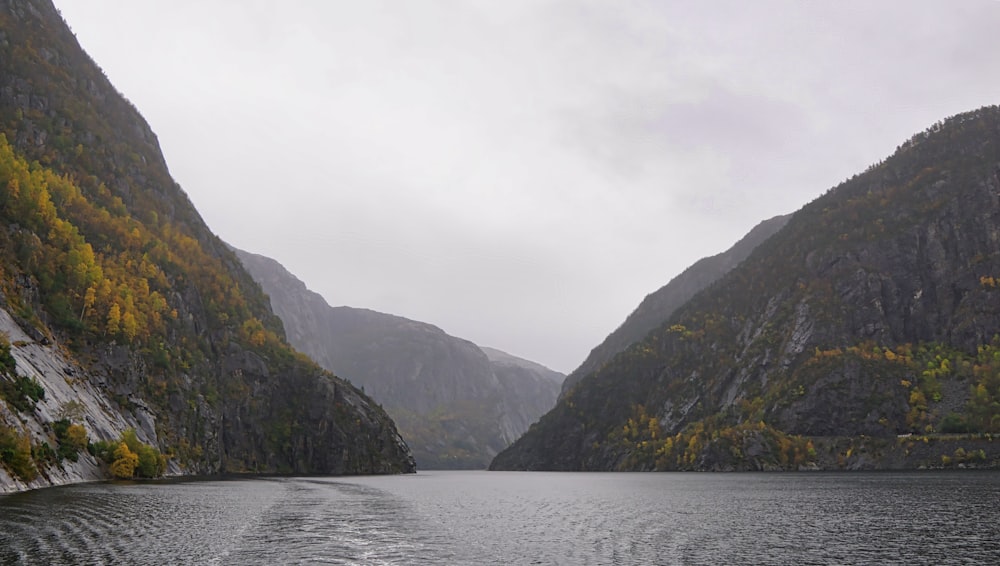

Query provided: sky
[56,0,1000,374]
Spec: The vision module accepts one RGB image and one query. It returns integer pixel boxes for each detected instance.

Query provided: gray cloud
[56,0,1000,373]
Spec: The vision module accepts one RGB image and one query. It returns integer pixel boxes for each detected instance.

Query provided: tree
[121,311,138,342]
[79,285,96,324]
[109,442,138,479]
[0,425,37,481]
[65,424,89,452]
[117,428,165,478]
[906,389,928,430]
[136,443,166,478]
[106,303,121,336]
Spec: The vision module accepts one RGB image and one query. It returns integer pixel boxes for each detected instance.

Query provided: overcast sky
[56,1,1000,374]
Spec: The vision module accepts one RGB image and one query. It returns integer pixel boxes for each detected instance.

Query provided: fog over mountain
[56,0,1000,374]
[235,248,562,469]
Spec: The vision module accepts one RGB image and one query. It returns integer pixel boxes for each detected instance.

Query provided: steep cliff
[493,106,1000,472]
[0,0,413,491]
[480,346,564,444]
[561,214,789,396]
[235,248,563,469]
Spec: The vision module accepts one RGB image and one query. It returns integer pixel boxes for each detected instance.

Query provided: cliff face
[0,0,413,491]
[0,306,138,492]
[561,214,790,397]
[235,248,563,469]
[493,106,1000,472]
[480,346,564,444]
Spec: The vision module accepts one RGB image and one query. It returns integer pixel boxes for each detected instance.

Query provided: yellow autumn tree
[64,423,89,452]
[906,389,928,430]
[79,285,97,324]
[109,442,139,479]
[106,303,121,336]
[121,311,138,342]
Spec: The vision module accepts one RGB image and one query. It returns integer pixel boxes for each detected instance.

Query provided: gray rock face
[0,307,147,492]
[234,248,564,469]
[492,106,1000,472]
[0,301,414,491]
[0,0,415,493]
[562,214,790,396]
[481,346,564,443]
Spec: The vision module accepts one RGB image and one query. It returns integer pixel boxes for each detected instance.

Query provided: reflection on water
[1,471,999,565]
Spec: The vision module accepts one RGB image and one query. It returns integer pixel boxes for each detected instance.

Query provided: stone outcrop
[561,214,790,397]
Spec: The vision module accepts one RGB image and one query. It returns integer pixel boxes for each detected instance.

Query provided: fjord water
[1,471,998,565]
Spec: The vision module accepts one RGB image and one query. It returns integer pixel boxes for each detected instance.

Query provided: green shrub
[0,334,15,374]
[0,374,45,413]
[0,423,37,481]
[93,428,165,479]
[939,413,972,434]
[53,418,89,462]
[32,441,56,466]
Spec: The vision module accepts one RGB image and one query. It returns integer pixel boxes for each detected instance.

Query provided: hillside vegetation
[0,0,413,488]
[493,106,1000,472]
[561,214,789,397]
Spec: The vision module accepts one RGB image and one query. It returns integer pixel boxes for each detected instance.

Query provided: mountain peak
[493,105,1000,472]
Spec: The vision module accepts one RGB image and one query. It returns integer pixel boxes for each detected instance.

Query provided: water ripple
[2,471,1000,564]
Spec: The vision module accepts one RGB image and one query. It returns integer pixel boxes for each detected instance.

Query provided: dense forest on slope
[235,248,562,469]
[562,214,789,397]
[0,0,413,487]
[493,106,1000,472]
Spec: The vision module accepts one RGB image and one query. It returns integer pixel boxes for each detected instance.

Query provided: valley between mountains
[2,0,1000,492]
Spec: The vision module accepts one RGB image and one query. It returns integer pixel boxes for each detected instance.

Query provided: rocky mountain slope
[493,106,1000,472]
[562,214,790,396]
[0,0,413,492]
[235,248,563,469]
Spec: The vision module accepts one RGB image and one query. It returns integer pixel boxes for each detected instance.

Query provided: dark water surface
[1,471,998,565]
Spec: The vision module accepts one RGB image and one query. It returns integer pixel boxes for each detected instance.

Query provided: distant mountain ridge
[234,248,563,469]
[562,214,790,396]
[493,105,1000,472]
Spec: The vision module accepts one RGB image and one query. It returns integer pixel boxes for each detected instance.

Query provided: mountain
[561,214,790,397]
[492,106,1000,472]
[234,248,563,469]
[478,346,565,444]
[0,0,413,492]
